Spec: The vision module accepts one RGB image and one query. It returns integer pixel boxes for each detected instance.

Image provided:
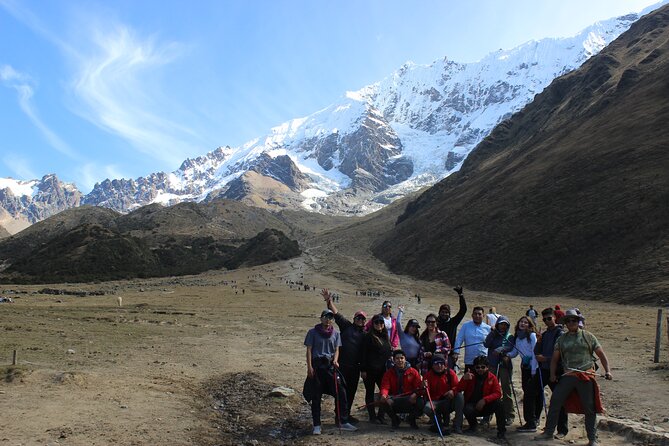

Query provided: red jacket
[455,371,501,405]
[424,369,459,400]
[380,365,422,397]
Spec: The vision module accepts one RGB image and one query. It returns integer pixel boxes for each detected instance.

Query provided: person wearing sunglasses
[304,309,357,434]
[423,353,464,434]
[323,288,366,424]
[396,304,422,369]
[361,314,393,424]
[365,300,400,349]
[456,355,506,440]
[418,313,451,375]
[533,307,568,437]
[535,309,612,446]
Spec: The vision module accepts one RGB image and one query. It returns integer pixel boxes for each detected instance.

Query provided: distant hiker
[379,349,424,429]
[418,313,451,375]
[416,294,422,304]
[396,305,421,369]
[324,289,366,423]
[364,300,400,349]
[526,305,538,325]
[423,353,464,434]
[535,309,612,446]
[553,304,565,322]
[437,285,467,367]
[361,314,393,424]
[534,307,568,438]
[303,310,357,434]
[457,355,506,440]
[117,296,123,307]
[483,315,515,425]
[486,307,500,327]
[452,306,490,372]
[506,316,540,432]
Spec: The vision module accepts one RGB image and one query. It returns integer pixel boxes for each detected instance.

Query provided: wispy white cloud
[2,153,38,180]
[69,24,204,168]
[0,64,78,159]
[77,162,126,192]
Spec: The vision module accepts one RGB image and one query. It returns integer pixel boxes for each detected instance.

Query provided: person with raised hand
[365,300,400,349]
[437,285,468,367]
[396,304,422,369]
[323,288,366,423]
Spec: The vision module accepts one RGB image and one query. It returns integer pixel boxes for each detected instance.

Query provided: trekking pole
[355,389,421,410]
[333,365,342,432]
[509,370,523,425]
[537,369,548,419]
[423,381,444,440]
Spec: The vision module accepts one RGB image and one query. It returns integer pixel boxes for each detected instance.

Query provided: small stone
[246,440,259,446]
[66,349,76,354]
[120,405,128,409]
[641,416,650,422]
[269,386,295,397]
[624,336,630,341]
[663,417,669,422]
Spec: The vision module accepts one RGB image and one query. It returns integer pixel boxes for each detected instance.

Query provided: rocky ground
[1,240,668,445]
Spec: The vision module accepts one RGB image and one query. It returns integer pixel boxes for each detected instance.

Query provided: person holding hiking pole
[535,309,613,446]
[379,349,424,429]
[534,307,568,438]
[304,309,357,435]
[506,315,540,433]
[452,306,490,372]
[457,355,506,440]
[437,285,468,367]
[324,288,366,424]
[423,353,464,434]
[484,315,516,426]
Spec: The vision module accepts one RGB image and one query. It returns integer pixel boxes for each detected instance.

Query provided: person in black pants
[456,355,506,440]
[323,289,366,423]
[534,307,568,437]
[361,314,392,424]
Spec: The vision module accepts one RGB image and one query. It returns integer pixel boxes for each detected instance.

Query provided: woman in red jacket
[456,355,506,440]
[379,349,424,429]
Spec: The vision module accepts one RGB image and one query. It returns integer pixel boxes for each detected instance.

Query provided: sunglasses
[474,365,488,370]
[542,317,553,321]
[383,304,392,308]
[354,316,366,321]
[426,320,437,324]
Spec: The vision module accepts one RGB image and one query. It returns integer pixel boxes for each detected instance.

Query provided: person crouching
[379,349,424,429]
[423,353,464,434]
[456,355,506,440]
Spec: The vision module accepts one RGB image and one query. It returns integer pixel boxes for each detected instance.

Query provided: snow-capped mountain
[0,7,657,229]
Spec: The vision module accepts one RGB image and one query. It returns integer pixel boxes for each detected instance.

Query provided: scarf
[314,323,334,338]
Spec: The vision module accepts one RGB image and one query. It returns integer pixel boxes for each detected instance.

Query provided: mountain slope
[0,199,303,283]
[372,4,669,304]
[2,6,660,226]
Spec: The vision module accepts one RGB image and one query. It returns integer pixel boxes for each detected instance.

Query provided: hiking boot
[517,423,537,432]
[497,431,506,440]
[391,415,401,428]
[312,425,321,435]
[347,415,359,424]
[408,415,418,429]
[465,426,478,435]
[453,427,463,434]
[534,431,555,441]
[505,418,514,426]
[555,431,568,439]
[587,441,599,446]
[338,422,357,432]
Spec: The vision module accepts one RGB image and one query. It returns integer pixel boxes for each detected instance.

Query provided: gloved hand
[453,285,463,295]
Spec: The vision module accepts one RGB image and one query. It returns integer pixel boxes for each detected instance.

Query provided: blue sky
[0,0,661,192]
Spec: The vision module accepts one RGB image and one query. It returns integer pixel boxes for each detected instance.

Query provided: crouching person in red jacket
[423,353,464,434]
[457,355,506,440]
[379,349,424,428]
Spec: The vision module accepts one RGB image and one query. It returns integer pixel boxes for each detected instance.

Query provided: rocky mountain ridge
[0,5,661,231]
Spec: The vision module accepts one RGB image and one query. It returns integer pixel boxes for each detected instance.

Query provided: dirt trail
[1,242,668,445]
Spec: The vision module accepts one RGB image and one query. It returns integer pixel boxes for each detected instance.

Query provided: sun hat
[559,308,585,324]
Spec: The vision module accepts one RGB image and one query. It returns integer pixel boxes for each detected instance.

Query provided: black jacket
[334,313,365,368]
[437,293,467,347]
[360,330,392,373]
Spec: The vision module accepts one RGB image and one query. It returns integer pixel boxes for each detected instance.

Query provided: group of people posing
[303,287,613,446]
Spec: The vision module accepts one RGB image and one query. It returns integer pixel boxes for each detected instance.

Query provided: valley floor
[1,243,668,445]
